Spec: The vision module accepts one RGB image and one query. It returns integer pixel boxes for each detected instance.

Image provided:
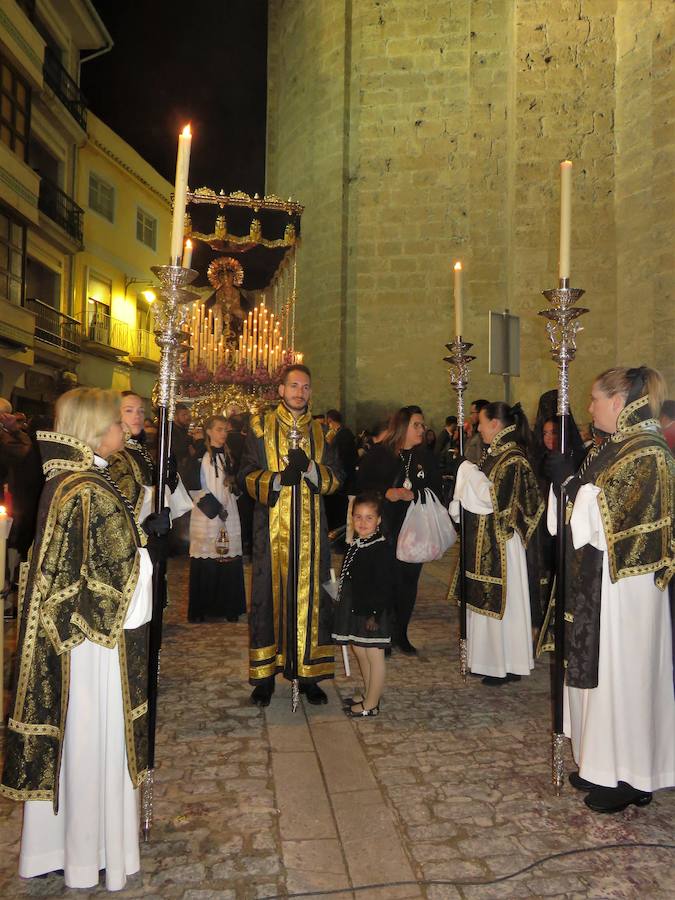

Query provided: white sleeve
[124,548,153,629]
[546,484,557,535]
[449,461,494,520]
[570,484,606,551]
[303,460,319,486]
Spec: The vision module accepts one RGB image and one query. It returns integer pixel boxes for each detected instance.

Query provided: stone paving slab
[0,550,674,899]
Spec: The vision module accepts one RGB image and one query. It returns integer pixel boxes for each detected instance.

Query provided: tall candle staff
[444,261,475,681]
[142,125,198,840]
[539,160,588,794]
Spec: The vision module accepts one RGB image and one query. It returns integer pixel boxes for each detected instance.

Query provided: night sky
[81,1,268,194]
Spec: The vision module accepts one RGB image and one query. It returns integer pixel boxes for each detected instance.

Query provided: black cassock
[238,403,343,685]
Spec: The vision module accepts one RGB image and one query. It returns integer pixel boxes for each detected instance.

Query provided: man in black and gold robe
[239,364,342,706]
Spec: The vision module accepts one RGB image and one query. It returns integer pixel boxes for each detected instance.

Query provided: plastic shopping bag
[396,488,457,563]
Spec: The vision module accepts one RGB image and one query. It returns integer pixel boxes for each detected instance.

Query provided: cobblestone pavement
[1,551,674,899]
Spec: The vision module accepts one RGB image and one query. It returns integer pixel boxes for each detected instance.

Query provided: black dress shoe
[481,675,507,686]
[569,771,598,792]
[584,782,652,813]
[300,683,328,705]
[398,638,417,655]
[250,681,275,707]
[505,673,522,682]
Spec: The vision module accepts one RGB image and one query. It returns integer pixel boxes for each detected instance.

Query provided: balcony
[129,328,160,371]
[25,297,81,359]
[43,45,87,131]
[81,308,130,359]
[38,176,84,244]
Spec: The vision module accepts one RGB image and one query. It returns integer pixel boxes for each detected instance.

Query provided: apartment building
[0,0,172,414]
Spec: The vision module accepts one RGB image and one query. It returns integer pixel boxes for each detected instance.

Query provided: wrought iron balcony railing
[43,45,87,131]
[38,176,84,243]
[25,297,81,354]
[84,308,130,355]
[135,328,160,363]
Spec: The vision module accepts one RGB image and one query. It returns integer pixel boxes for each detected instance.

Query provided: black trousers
[393,559,423,640]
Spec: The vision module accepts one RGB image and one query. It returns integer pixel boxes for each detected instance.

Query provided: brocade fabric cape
[238,403,342,684]
[563,396,674,689]
[108,436,156,518]
[0,432,149,811]
[454,425,546,623]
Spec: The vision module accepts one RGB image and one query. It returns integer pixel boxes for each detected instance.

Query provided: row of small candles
[188,299,298,373]
[451,159,574,338]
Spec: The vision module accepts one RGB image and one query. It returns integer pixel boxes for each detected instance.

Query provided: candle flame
[0,505,6,515]
[185,238,192,249]
[561,159,573,167]
[454,261,462,271]
[182,124,191,137]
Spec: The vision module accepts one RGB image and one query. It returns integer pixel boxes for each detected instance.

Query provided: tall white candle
[558,160,573,281]
[170,125,192,264]
[182,238,193,270]
[453,261,463,337]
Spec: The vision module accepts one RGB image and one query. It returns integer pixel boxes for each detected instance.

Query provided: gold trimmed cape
[0,432,149,811]
[239,403,342,683]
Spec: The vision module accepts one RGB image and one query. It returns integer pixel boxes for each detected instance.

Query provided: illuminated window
[136,207,157,250]
[88,172,115,222]
[0,55,31,161]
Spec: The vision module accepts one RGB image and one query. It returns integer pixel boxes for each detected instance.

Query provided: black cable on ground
[260,841,675,899]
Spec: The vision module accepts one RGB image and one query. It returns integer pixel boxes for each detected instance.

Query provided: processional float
[539,161,588,794]
[142,125,307,836]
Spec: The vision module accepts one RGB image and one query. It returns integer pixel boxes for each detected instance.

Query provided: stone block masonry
[267,1,673,430]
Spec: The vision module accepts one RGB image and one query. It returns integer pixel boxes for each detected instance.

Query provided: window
[86,272,112,343]
[136,207,157,250]
[88,173,115,222]
[0,55,31,161]
[0,208,25,305]
[26,257,60,308]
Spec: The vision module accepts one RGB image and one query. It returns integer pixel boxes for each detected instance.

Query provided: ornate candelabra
[538,278,588,795]
[443,337,476,682]
[142,264,198,841]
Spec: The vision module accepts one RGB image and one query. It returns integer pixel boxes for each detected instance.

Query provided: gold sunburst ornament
[207,256,244,288]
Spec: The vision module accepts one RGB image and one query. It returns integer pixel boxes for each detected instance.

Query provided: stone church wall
[267,0,672,430]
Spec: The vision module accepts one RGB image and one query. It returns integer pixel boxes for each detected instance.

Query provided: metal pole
[443,337,476,682]
[288,420,302,711]
[142,264,197,840]
[539,276,588,794]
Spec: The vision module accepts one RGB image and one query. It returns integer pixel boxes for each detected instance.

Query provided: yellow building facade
[0,1,172,414]
[74,112,172,402]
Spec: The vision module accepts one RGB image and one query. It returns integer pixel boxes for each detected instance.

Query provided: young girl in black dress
[332,493,394,717]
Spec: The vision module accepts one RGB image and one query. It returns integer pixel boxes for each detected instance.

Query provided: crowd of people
[0,360,673,890]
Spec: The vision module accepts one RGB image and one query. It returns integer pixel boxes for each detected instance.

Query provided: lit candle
[559,160,573,281]
[182,238,193,269]
[453,261,463,337]
[0,504,9,690]
[170,125,192,265]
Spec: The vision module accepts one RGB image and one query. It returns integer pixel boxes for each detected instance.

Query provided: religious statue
[206,256,247,343]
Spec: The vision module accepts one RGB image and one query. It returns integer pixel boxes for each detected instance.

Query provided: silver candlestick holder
[538,278,588,796]
[142,264,198,842]
[443,336,476,682]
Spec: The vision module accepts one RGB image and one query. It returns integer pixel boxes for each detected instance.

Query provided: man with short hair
[465,398,489,463]
[325,408,358,530]
[436,415,458,456]
[239,365,343,706]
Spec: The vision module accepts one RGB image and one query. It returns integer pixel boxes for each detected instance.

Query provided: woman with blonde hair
[1,387,155,890]
[547,366,674,813]
[188,414,245,622]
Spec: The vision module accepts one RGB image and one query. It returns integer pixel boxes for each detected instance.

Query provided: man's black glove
[443,454,466,480]
[288,448,310,472]
[197,492,224,519]
[543,451,575,489]
[166,454,179,493]
[279,465,302,486]
[143,508,171,537]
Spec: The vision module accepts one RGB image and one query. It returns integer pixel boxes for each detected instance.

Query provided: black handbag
[197,492,223,519]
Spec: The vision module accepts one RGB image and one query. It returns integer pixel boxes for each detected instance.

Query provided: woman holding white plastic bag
[188,414,245,622]
[450,401,545,686]
[357,406,442,654]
